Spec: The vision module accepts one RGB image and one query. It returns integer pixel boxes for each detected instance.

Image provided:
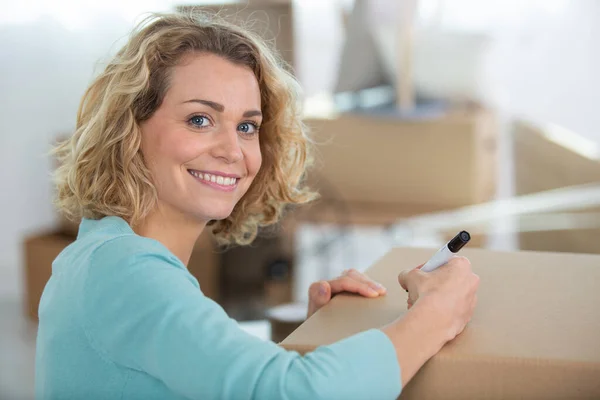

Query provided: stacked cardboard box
[304,106,497,212]
[23,231,75,320]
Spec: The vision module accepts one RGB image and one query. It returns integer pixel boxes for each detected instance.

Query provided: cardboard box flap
[281,247,600,399]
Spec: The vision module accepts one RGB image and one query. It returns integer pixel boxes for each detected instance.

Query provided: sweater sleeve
[81,236,401,400]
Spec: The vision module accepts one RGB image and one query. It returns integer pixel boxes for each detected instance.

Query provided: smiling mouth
[187,169,239,191]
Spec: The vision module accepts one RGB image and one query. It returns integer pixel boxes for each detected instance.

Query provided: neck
[133,205,206,266]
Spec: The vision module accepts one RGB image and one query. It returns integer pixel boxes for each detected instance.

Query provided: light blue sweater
[35,216,401,399]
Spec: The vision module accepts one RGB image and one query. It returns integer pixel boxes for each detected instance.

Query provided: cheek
[247,142,263,177]
[153,129,201,168]
[141,119,180,168]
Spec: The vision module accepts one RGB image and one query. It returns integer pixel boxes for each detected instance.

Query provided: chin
[192,206,235,222]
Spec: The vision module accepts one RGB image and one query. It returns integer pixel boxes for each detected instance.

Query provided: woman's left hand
[307,268,387,318]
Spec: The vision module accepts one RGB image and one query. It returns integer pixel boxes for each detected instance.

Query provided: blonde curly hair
[53,11,318,245]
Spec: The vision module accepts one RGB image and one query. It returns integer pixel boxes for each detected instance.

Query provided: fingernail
[368,288,379,296]
[373,282,386,290]
[319,284,327,296]
[373,284,386,294]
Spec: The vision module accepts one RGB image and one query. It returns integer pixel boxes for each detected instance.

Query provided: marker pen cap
[447,231,470,253]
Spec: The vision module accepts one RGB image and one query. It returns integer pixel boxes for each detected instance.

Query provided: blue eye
[238,122,259,136]
[188,115,211,128]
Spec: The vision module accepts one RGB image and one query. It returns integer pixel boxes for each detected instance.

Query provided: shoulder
[80,225,203,327]
[73,216,185,274]
[76,217,196,289]
[87,234,194,288]
[93,233,182,269]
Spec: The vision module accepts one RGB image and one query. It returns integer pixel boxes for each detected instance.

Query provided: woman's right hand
[398,256,480,342]
[382,256,480,387]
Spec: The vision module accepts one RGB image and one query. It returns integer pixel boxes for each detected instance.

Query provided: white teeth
[191,170,237,186]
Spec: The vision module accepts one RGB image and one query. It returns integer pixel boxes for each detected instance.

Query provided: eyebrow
[182,99,262,118]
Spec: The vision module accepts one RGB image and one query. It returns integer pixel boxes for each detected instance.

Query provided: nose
[211,126,243,164]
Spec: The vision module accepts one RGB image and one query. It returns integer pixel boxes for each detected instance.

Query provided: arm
[82,237,401,400]
[381,300,449,386]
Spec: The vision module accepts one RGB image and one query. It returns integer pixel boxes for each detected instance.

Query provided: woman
[36,11,479,400]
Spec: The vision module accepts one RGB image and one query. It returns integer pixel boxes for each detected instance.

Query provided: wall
[484,0,600,144]
[0,11,140,299]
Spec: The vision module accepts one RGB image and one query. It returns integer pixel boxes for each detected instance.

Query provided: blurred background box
[304,105,497,211]
[177,0,295,71]
[58,215,79,237]
[217,228,293,321]
[266,302,306,344]
[513,120,600,254]
[187,230,220,302]
[22,232,74,320]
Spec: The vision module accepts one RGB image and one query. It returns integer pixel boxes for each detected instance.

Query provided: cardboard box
[177,0,295,70]
[513,120,600,254]
[188,230,221,301]
[23,232,75,320]
[58,214,79,236]
[304,106,497,211]
[281,247,600,399]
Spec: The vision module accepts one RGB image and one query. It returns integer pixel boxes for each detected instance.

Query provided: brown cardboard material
[266,303,307,343]
[513,120,600,254]
[23,232,74,320]
[177,0,295,70]
[281,247,600,399]
[304,106,497,210]
[187,230,221,301]
[58,215,79,236]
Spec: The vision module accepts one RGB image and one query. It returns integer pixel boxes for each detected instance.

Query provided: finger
[398,270,410,291]
[328,276,381,298]
[398,268,421,291]
[471,294,478,311]
[405,264,424,292]
[307,281,331,318]
[398,268,427,293]
[345,269,386,294]
[446,256,471,270]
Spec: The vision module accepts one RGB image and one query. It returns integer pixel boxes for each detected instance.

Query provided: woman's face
[140,52,263,223]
